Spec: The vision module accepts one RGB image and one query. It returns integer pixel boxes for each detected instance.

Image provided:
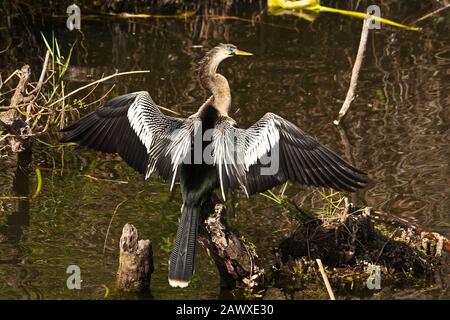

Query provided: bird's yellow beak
[234,49,253,56]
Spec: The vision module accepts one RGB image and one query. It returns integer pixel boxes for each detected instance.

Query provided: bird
[60,43,367,288]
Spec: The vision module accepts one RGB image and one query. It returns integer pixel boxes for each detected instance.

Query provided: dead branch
[28,50,50,95]
[334,18,370,125]
[0,65,33,153]
[316,258,335,300]
[414,4,450,23]
[27,50,51,124]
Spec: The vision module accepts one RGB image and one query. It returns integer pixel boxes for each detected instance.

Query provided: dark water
[0,2,449,299]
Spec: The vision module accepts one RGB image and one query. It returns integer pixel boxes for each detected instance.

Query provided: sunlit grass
[260,183,359,226]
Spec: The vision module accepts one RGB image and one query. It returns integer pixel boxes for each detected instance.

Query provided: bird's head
[203,44,253,68]
[199,44,253,90]
[212,43,253,61]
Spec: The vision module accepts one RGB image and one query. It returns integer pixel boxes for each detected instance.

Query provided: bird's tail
[168,203,200,288]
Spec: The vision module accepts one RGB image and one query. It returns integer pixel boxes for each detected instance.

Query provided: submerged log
[198,203,265,290]
[117,223,154,292]
[275,198,448,276]
[270,198,449,299]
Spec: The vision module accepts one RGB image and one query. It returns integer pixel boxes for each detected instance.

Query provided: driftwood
[117,223,154,292]
[0,65,33,153]
[198,203,265,290]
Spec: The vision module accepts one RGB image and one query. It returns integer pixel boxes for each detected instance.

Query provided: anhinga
[60,44,367,288]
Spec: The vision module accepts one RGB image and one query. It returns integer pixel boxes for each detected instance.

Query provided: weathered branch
[334,18,370,125]
[414,4,450,23]
[28,50,50,95]
[316,258,335,300]
[27,50,50,122]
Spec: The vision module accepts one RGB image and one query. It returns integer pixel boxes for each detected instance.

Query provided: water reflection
[0,150,37,298]
[2,151,31,241]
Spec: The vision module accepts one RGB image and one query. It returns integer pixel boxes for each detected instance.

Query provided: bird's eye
[229,47,236,53]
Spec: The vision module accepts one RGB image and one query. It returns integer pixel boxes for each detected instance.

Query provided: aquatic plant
[268,0,421,31]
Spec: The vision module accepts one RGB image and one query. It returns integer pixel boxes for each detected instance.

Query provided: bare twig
[80,85,116,109]
[0,103,34,110]
[76,74,105,104]
[414,4,450,23]
[45,71,150,109]
[26,51,50,123]
[80,174,128,184]
[0,196,28,200]
[0,133,11,143]
[44,70,179,116]
[29,50,50,95]
[2,70,20,85]
[316,258,336,300]
[103,199,128,254]
[334,18,370,125]
[0,39,12,54]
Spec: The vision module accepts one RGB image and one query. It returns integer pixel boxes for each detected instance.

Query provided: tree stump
[117,223,154,292]
[198,204,265,290]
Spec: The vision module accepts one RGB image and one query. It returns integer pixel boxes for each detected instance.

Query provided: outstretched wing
[60,91,186,181]
[212,112,368,199]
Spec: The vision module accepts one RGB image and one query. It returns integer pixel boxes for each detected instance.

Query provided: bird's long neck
[199,55,231,116]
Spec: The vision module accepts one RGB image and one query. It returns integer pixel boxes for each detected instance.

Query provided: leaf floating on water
[32,168,42,199]
[109,11,196,19]
[268,0,320,10]
[102,285,110,299]
[268,0,421,31]
[317,6,421,31]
